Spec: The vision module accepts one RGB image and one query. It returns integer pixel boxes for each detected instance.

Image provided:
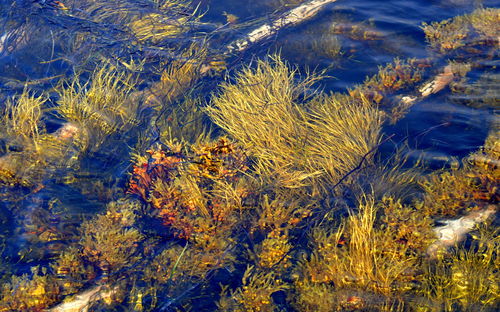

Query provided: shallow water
[0,0,498,311]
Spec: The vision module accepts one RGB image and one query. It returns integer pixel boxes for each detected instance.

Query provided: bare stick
[226,0,339,54]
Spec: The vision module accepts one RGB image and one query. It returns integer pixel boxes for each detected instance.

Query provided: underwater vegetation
[0,1,499,311]
[56,64,141,152]
[449,72,500,109]
[421,8,499,55]
[207,55,383,195]
[420,224,499,311]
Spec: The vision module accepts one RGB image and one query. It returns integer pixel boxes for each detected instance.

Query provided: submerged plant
[207,56,383,194]
[218,265,287,312]
[422,8,500,54]
[291,195,424,311]
[51,247,95,295]
[420,130,499,218]
[80,200,143,276]
[1,89,45,147]
[57,64,141,151]
[420,225,499,311]
[0,267,60,312]
[144,44,208,108]
[128,137,249,247]
[348,58,424,108]
[128,12,189,45]
[379,197,435,253]
[0,90,80,187]
[128,0,200,45]
[450,71,500,109]
[0,3,498,311]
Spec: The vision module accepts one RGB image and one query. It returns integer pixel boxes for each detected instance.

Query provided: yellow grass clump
[57,65,140,151]
[2,89,45,147]
[207,55,383,194]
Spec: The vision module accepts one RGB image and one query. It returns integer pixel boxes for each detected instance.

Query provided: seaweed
[80,200,143,276]
[422,8,500,55]
[56,64,141,152]
[290,195,423,311]
[207,56,382,195]
[218,265,288,312]
[128,138,249,245]
[1,89,45,148]
[0,90,58,187]
[420,131,499,218]
[420,225,499,311]
[0,267,60,312]
[348,58,424,106]
[449,71,500,109]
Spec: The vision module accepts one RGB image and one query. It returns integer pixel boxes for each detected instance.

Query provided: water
[0,0,498,311]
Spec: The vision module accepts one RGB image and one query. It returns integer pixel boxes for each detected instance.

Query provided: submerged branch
[48,285,117,312]
[427,205,497,258]
[226,0,339,53]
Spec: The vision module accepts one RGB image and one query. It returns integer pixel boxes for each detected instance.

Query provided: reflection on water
[0,0,498,311]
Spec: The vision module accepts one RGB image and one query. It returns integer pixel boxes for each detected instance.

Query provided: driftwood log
[401,64,458,105]
[226,0,339,53]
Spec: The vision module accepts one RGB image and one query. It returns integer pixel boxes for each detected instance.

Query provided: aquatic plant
[207,56,382,194]
[354,150,423,200]
[0,151,39,188]
[51,247,95,295]
[154,96,211,144]
[135,242,228,311]
[56,65,141,151]
[450,71,499,108]
[291,276,337,312]
[0,2,498,311]
[144,46,206,108]
[379,197,435,253]
[278,27,343,65]
[311,34,343,59]
[128,138,249,246]
[421,17,469,53]
[218,266,287,312]
[1,89,45,147]
[329,17,383,41]
[422,8,500,54]
[291,195,423,311]
[468,8,500,39]
[420,225,499,311]
[348,58,424,108]
[420,130,499,218]
[80,200,143,276]
[251,195,312,270]
[265,0,307,9]
[0,90,61,187]
[128,12,189,45]
[0,267,60,312]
